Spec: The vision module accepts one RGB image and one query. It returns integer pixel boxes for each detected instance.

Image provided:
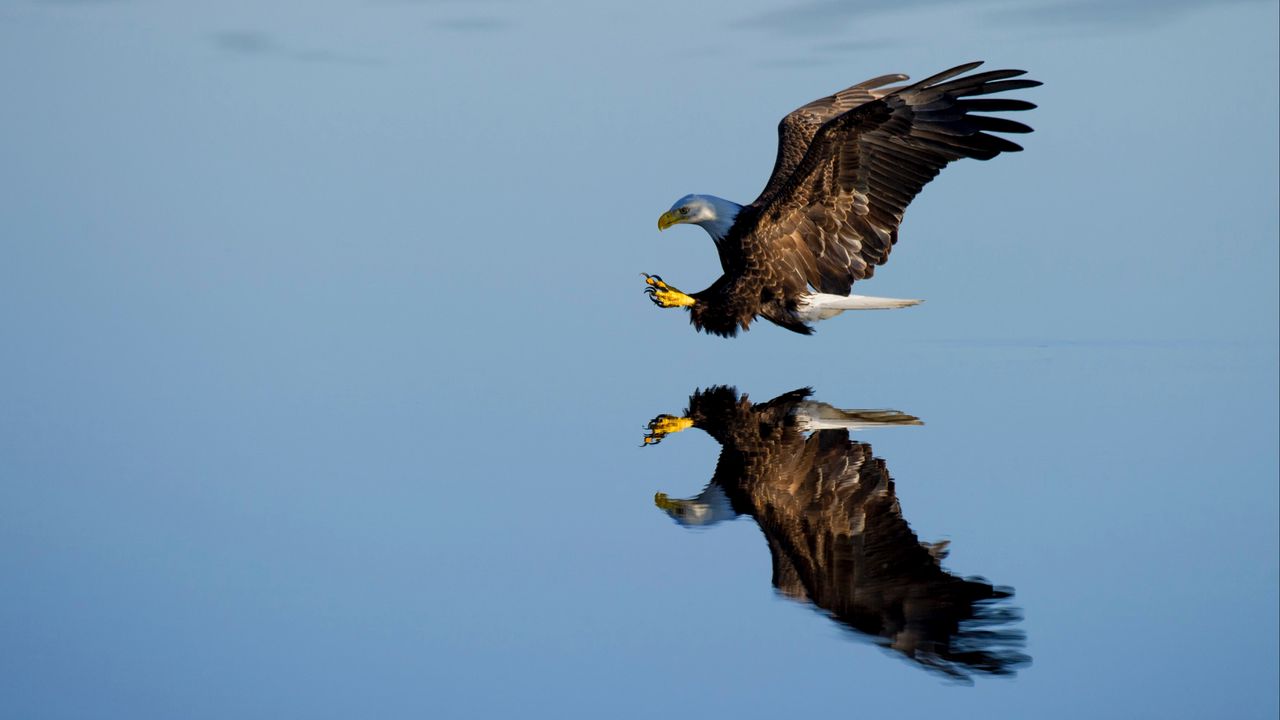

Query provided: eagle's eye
[679,207,689,215]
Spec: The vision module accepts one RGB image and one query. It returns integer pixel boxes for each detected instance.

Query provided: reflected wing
[753,72,909,208]
[746,62,1039,295]
[747,431,1029,679]
[668,386,1028,678]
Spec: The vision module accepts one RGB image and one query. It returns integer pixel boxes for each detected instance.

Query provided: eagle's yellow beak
[657,210,681,231]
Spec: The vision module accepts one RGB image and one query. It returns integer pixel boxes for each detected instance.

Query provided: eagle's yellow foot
[642,273,695,308]
[642,414,694,445]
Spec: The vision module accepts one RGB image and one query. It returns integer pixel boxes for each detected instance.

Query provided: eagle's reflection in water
[645,386,1029,681]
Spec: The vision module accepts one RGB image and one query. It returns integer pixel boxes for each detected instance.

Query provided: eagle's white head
[658,194,741,243]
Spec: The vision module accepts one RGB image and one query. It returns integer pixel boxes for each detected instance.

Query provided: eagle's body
[646,62,1040,336]
[645,387,1030,679]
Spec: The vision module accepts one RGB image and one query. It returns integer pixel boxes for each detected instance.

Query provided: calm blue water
[1,1,1277,718]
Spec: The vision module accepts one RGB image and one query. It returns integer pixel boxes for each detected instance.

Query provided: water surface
[1,1,1276,718]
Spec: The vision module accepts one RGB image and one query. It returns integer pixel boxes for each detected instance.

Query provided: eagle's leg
[642,413,694,445]
[643,274,695,308]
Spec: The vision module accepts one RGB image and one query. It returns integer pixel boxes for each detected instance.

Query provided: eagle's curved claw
[642,274,694,308]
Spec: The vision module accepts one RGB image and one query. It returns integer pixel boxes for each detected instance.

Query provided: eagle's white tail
[797,293,923,321]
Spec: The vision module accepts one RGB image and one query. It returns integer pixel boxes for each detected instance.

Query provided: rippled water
[1,1,1276,718]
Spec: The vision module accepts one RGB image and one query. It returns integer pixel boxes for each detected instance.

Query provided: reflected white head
[654,484,737,528]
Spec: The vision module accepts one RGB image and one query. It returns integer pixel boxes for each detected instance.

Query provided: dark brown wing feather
[754,71,911,208]
[740,62,1040,296]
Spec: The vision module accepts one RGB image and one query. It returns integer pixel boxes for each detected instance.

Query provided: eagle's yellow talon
[643,275,695,308]
[652,289,694,308]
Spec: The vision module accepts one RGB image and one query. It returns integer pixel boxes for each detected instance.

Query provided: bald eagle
[644,61,1040,336]
[644,386,1029,680]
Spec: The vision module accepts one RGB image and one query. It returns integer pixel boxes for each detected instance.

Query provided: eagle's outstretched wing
[754,72,909,208]
[743,62,1040,296]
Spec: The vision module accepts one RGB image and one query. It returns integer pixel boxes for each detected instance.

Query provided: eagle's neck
[694,196,742,243]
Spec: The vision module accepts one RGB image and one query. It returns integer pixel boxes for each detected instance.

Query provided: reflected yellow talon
[642,274,695,308]
[642,414,694,445]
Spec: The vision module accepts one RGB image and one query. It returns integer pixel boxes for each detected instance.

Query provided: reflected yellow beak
[657,210,681,231]
[654,492,682,512]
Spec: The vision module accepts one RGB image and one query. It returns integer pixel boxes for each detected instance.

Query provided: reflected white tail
[793,402,924,432]
[797,293,923,321]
